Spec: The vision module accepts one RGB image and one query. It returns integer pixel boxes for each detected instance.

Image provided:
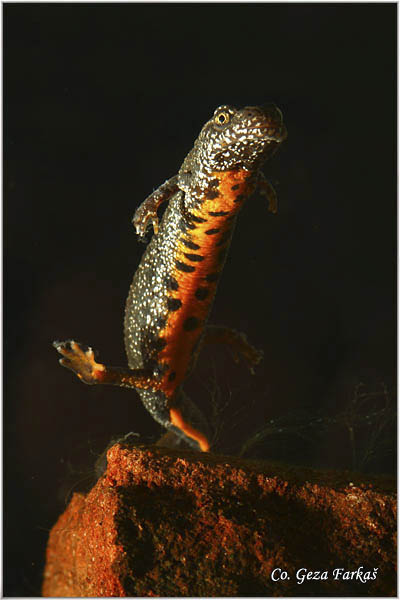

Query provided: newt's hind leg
[53,340,159,390]
[200,325,263,374]
[54,341,211,452]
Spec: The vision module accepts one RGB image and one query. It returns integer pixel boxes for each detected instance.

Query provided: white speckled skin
[125,192,185,371]
[124,104,287,446]
[54,104,287,451]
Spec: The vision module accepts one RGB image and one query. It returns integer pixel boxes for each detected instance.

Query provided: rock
[42,444,396,597]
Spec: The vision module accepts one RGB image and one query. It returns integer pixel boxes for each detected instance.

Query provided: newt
[54,103,287,452]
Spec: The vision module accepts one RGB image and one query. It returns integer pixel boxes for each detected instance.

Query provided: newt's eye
[214,111,230,126]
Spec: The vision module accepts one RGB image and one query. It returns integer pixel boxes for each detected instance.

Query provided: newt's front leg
[53,340,160,390]
[132,175,179,238]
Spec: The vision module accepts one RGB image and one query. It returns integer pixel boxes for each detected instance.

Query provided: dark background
[4,3,396,597]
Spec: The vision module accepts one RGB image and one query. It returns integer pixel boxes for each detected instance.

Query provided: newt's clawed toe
[132,205,159,238]
[53,340,105,384]
[230,333,264,375]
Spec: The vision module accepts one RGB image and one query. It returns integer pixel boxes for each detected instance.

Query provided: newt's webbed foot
[257,172,278,214]
[202,326,263,375]
[227,331,264,375]
[53,340,105,384]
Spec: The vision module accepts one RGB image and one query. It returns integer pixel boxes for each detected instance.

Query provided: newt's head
[194,103,287,173]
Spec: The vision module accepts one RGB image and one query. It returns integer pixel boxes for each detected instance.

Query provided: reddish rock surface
[42,443,396,597]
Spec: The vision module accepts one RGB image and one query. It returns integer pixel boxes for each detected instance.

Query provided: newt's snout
[260,103,287,142]
[241,103,287,144]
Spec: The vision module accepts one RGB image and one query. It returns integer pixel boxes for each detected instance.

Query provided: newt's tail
[167,390,211,452]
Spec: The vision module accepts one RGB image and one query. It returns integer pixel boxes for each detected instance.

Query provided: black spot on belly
[231,184,240,190]
[195,287,209,300]
[184,253,204,262]
[208,210,230,217]
[210,178,220,188]
[167,297,182,311]
[175,260,195,273]
[205,189,220,200]
[205,228,220,235]
[181,238,200,250]
[165,276,179,291]
[234,194,246,203]
[188,212,207,224]
[183,316,201,331]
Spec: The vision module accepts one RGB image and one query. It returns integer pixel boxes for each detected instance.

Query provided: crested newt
[54,103,287,452]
